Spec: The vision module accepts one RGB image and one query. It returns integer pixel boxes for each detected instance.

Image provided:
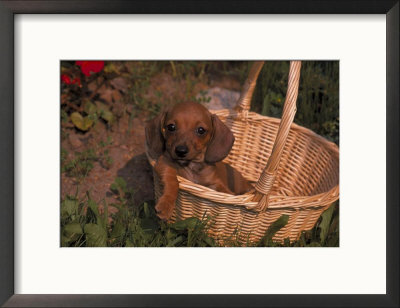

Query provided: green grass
[125,61,215,119]
[61,61,339,247]
[61,177,218,247]
[61,148,98,180]
[61,137,114,181]
[61,177,339,247]
[253,61,339,144]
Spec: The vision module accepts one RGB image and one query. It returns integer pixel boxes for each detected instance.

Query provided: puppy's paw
[155,197,175,221]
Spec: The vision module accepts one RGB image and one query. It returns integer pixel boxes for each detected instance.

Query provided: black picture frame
[1,1,398,307]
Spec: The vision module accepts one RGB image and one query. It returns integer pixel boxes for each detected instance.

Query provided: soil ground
[61,64,241,214]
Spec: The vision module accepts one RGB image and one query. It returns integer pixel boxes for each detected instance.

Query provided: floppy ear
[205,114,235,163]
[145,112,166,159]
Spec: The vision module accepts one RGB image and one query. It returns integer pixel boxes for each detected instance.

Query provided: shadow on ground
[116,152,155,207]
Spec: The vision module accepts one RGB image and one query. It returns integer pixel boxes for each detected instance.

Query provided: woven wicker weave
[147,61,339,245]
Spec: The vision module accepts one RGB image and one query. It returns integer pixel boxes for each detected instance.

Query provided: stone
[198,87,240,110]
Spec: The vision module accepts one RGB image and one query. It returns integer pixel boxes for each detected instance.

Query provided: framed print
[1,1,399,307]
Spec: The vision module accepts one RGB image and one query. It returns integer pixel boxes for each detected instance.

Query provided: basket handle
[234,61,265,114]
[253,61,302,210]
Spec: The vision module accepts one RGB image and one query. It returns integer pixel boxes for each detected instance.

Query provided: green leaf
[103,200,109,228]
[82,117,94,130]
[171,217,199,231]
[87,199,107,230]
[110,222,126,240]
[319,203,335,244]
[204,236,215,247]
[258,214,289,246]
[63,222,83,235]
[140,218,158,234]
[125,239,134,247]
[328,214,339,235]
[70,112,83,127]
[110,183,118,193]
[143,202,150,218]
[326,233,339,247]
[63,222,83,242]
[266,215,289,237]
[111,177,127,197]
[95,101,114,123]
[283,237,291,246]
[114,177,127,190]
[70,112,93,131]
[103,63,118,74]
[87,199,99,218]
[61,199,78,217]
[84,223,107,247]
[167,236,184,247]
[83,100,97,115]
[61,235,70,247]
[100,109,114,123]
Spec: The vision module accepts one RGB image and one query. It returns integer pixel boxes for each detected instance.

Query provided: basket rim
[146,109,339,212]
[212,109,339,156]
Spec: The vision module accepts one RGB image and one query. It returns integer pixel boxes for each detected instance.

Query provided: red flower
[75,61,105,76]
[72,77,81,87]
[61,74,71,84]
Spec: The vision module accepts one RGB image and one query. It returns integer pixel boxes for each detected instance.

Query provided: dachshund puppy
[145,101,252,220]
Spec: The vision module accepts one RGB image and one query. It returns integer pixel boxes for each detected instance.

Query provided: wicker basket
[147,61,339,245]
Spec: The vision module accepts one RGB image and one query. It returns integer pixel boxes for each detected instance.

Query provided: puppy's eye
[167,124,176,132]
[196,127,206,135]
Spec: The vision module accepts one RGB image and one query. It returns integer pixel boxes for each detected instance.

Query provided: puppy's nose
[175,145,188,157]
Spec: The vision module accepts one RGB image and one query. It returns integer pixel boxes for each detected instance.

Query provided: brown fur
[145,102,252,220]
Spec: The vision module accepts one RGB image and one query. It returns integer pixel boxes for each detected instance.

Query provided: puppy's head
[145,102,234,165]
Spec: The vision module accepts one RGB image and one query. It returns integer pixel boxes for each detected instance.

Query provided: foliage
[257,215,290,247]
[61,177,339,247]
[61,148,98,180]
[61,61,339,247]
[61,137,113,180]
[194,90,212,104]
[256,202,339,247]
[125,61,213,119]
[252,61,339,144]
[61,177,217,247]
[61,61,118,132]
